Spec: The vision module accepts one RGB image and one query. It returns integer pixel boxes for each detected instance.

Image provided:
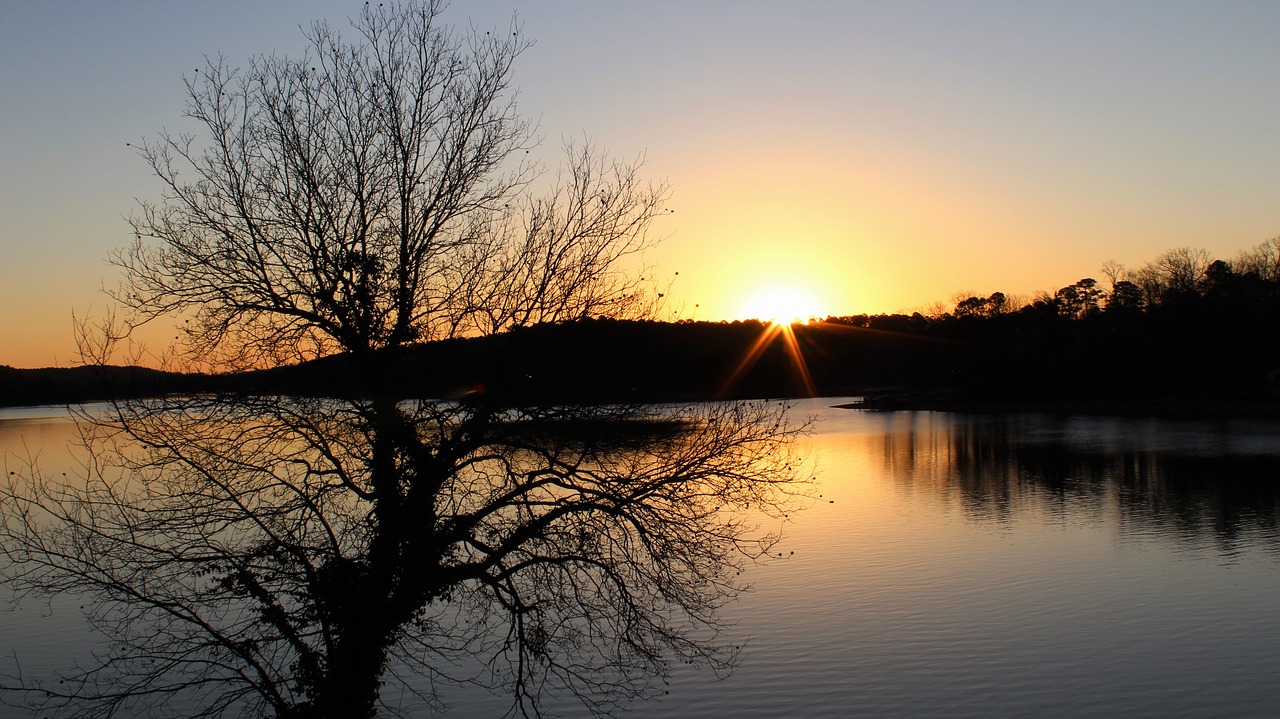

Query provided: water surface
[3,401,1278,717]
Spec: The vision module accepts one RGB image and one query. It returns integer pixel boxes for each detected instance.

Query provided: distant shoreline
[5,316,1278,419]
[834,395,1280,419]
[5,387,1277,422]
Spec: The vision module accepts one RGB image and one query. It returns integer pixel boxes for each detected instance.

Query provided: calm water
[3,400,1279,717]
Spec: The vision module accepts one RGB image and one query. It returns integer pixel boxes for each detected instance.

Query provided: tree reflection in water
[878,412,1280,553]
[1,395,807,718]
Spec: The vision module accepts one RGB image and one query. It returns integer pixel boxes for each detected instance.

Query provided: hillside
[3,314,1277,412]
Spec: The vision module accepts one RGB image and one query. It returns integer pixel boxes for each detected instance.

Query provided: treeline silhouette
[881,414,1280,552]
[2,320,933,406]
[0,365,195,408]
[4,241,1278,412]
[824,240,1280,407]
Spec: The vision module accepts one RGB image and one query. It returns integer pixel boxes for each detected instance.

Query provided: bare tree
[1150,247,1212,298]
[1099,259,1126,290]
[1130,262,1165,308]
[2,3,806,718]
[116,0,668,369]
[1234,236,1280,283]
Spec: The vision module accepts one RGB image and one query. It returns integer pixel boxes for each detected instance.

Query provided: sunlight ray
[718,321,816,398]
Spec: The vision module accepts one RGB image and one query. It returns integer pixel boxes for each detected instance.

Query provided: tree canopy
[117,0,668,369]
[1,4,808,719]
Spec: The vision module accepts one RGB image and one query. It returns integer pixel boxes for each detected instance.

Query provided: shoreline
[5,391,1278,421]
[834,395,1280,419]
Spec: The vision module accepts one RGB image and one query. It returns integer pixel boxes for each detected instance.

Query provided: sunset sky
[3,0,1278,368]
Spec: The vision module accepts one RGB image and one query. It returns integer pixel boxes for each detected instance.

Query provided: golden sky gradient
[3,1,1278,368]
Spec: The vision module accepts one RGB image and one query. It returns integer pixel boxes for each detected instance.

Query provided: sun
[739,285,825,324]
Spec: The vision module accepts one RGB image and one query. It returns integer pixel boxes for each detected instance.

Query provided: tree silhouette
[116,0,667,369]
[1234,236,1280,284]
[1052,278,1102,319]
[1106,280,1143,313]
[1,3,807,717]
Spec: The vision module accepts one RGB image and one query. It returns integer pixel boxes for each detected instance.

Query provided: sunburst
[739,285,823,325]
[720,319,817,398]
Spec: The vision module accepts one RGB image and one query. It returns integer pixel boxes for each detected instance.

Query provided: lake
[3,399,1279,717]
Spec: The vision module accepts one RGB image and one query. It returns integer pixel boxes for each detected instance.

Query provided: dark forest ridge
[3,310,1276,416]
[5,240,1279,411]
